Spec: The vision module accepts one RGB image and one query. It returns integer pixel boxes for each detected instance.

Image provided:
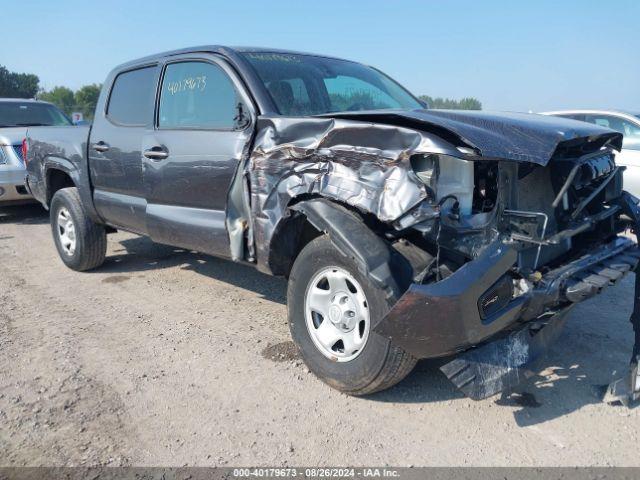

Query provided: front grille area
[12,144,24,164]
[515,166,572,269]
[508,150,620,272]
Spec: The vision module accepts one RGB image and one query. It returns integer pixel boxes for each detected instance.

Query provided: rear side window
[158,61,239,130]
[107,66,157,126]
[586,115,617,130]
[561,114,585,121]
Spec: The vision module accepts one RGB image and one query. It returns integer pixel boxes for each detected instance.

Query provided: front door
[142,56,254,257]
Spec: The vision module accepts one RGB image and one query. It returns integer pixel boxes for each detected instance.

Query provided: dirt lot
[1,204,638,467]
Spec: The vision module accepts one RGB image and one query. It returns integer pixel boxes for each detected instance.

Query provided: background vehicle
[0,98,72,205]
[544,110,640,197]
[24,47,640,400]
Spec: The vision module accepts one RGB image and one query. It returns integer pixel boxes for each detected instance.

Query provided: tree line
[0,65,101,121]
[38,84,102,121]
[419,95,482,110]
[1,64,482,121]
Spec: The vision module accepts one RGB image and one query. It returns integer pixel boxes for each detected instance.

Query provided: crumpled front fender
[374,241,520,358]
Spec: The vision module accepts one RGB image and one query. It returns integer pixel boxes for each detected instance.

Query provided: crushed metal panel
[242,116,460,272]
[226,154,253,262]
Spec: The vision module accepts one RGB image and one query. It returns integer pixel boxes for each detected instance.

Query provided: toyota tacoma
[24,46,640,402]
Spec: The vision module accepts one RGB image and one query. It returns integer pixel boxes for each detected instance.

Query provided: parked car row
[6,45,640,404]
[0,98,72,205]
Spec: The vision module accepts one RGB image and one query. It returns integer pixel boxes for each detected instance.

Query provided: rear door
[142,55,255,257]
[89,64,160,234]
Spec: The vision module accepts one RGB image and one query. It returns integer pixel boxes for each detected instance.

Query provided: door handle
[93,141,109,153]
[143,147,169,160]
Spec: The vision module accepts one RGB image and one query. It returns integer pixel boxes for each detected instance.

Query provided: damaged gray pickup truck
[25,46,640,402]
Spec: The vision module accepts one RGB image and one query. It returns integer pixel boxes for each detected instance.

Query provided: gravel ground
[0,204,638,467]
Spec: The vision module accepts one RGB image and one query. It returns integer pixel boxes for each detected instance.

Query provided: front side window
[158,61,239,129]
[585,114,640,151]
[107,66,157,126]
[0,102,71,127]
[242,52,422,116]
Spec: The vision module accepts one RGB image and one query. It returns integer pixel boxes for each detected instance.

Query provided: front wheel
[288,235,416,395]
[50,187,107,271]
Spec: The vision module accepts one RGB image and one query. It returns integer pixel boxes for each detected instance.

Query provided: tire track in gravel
[2,207,640,467]
[0,250,137,466]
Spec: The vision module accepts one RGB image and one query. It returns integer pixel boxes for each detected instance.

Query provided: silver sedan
[543,109,640,198]
[0,98,73,205]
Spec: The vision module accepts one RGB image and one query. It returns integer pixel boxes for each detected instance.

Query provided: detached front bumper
[375,236,639,360]
[375,191,640,400]
[376,238,638,400]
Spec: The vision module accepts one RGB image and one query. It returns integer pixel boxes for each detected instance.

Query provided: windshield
[0,102,72,127]
[242,52,422,116]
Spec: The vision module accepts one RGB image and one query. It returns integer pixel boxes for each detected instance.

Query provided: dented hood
[323,109,623,166]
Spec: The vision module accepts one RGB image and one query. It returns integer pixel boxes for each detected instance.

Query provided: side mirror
[418,100,429,109]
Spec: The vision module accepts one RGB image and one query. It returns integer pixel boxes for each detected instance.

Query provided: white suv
[543,110,640,198]
[0,98,72,205]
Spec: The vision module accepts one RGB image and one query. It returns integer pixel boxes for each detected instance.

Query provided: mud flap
[605,192,640,406]
[440,310,571,400]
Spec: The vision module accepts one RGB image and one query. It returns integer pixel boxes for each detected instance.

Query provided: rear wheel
[288,235,416,395]
[50,187,106,271]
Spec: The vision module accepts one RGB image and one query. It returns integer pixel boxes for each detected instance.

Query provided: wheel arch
[269,197,413,302]
[41,157,103,224]
[46,166,77,206]
[43,157,80,207]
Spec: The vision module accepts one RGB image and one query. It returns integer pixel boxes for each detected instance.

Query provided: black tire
[288,235,417,395]
[50,187,106,271]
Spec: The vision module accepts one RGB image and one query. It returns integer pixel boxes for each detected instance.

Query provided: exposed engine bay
[403,143,627,282]
[230,110,628,284]
[224,108,639,402]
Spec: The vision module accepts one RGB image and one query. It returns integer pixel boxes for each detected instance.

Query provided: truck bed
[26,125,98,220]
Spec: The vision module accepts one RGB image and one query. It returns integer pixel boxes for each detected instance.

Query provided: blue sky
[3,0,638,112]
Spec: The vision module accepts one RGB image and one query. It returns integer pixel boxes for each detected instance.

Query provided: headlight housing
[410,154,438,195]
[411,153,475,216]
